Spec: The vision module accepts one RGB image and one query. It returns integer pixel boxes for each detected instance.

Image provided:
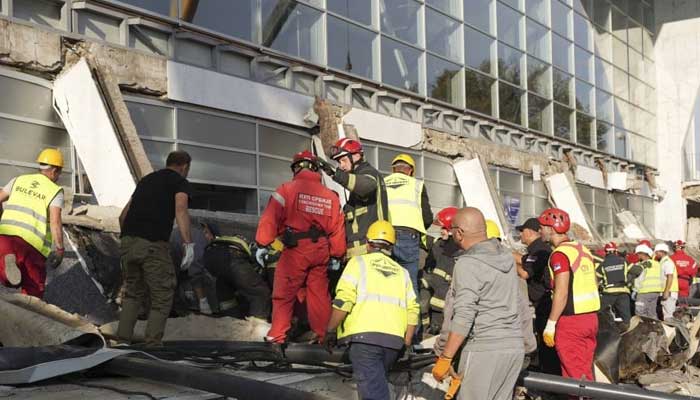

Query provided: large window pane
[259,125,310,156]
[427,56,463,106]
[424,157,457,183]
[527,56,551,98]
[465,70,494,115]
[613,37,628,71]
[328,0,372,25]
[427,0,461,18]
[466,26,494,74]
[526,20,550,62]
[596,89,613,122]
[380,0,421,45]
[574,13,592,50]
[14,0,63,29]
[193,184,257,214]
[141,140,173,170]
[613,67,628,100]
[576,112,593,147]
[497,3,522,49]
[178,110,256,150]
[426,9,462,62]
[528,93,551,133]
[552,34,571,72]
[551,0,570,38]
[595,29,612,61]
[181,144,256,186]
[116,0,170,16]
[553,103,572,140]
[615,129,627,158]
[628,19,643,52]
[498,43,523,86]
[499,82,523,125]
[381,38,421,93]
[127,102,174,138]
[628,48,643,79]
[188,0,254,41]
[526,0,548,26]
[595,57,613,92]
[575,79,593,114]
[613,98,629,129]
[597,121,612,152]
[0,75,59,124]
[553,68,572,105]
[464,0,492,34]
[261,1,323,63]
[328,17,376,79]
[0,119,69,165]
[594,1,610,29]
[260,156,294,188]
[575,47,592,82]
[611,8,627,41]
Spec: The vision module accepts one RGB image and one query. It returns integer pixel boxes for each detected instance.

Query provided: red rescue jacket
[671,250,698,297]
[256,169,346,258]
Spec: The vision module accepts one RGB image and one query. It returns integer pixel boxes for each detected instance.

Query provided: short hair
[166,150,191,167]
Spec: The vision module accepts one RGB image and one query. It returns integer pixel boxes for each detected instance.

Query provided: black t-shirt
[121,169,191,242]
[522,237,552,304]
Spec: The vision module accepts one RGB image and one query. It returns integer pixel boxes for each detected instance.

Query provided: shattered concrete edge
[0,19,63,76]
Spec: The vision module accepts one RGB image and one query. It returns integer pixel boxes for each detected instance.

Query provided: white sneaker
[4,254,21,286]
[198,298,213,315]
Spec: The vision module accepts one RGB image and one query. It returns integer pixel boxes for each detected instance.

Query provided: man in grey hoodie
[432,208,524,400]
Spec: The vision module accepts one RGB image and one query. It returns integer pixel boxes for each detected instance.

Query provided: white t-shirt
[3,178,64,209]
[661,257,676,276]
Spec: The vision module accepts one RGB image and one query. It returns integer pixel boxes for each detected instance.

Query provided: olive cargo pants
[117,236,176,346]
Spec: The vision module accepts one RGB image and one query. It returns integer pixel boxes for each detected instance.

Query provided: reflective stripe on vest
[0,174,60,257]
[638,259,664,294]
[549,242,600,314]
[384,173,425,234]
[356,256,408,308]
[601,257,630,294]
[660,255,679,293]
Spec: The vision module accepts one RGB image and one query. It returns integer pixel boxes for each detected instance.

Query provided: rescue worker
[317,138,388,259]
[433,208,524,400]
[538,208,600,382]
[515,217,560,375]
[323,220,419,400]
[383,153,433,297]
[596,242,631,324]
[670,240,698,302]
[630,243,660,319]
[171,222,216,314]
[422,207,459,334]
[255,150,346,343]
[655,243,679,320]
[0,148,65,298]
[118,151,194,346]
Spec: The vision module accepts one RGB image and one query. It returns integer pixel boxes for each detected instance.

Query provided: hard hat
[538,208,570,234]
[654,243,670,254]
[604,242,618,252]
[291,150,317,171]
[434,207,458,230]
[635,244,653,257]
[638,239,652,248]
[485,219,501,239]
[330,138,363,160]
[674,240,686,248]
[36,148,64,168]
[392,154,416,171]
[366,220,396,246]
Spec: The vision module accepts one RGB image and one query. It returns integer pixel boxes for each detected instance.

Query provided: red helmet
[675,240,686,248]
[330,138,363,160]
[291,150,317,171]
[595,249,606,258]
[638,239,652,248]
[538,208,570,234]
[604,242,618,252]
[434,207,458,230]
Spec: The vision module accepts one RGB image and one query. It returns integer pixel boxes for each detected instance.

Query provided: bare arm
[119,199,131,230]
[175,192,192,243]
[440,331,466,358]
[663,274,673,299]
[326,308,348,331]
[548,271,570,322]
[49,206,64,250]
[0,190,9,204]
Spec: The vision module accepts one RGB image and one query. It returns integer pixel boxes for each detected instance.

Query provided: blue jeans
[392,229,420,297]
[349,343,399,400]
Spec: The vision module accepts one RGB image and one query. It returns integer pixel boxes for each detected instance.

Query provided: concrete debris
[313,97,346,154]
[0,19,63,75]
[638,367,700,396]
[64,205,122,233]
[616,210,655,241]
[682,184,700,203]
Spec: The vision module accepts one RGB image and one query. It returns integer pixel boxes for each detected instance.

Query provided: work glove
[180,242,195,271]
[316,158,336,176]
[543,319,557,348]
[255,246,270,268]
[46,247,65,269]
[431,354,452,382]
[328,257,342,272]
[323,330,338,354]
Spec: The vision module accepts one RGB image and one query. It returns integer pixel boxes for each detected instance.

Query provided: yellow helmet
[36,148,64,168]
[392,154,416,171]
[485,219,501,239]
[366,220,396,245]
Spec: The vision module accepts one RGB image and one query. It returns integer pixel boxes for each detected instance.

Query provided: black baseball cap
[516,218,541,232]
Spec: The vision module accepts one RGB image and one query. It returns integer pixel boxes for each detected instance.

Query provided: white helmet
[654,243,670,254]
[635,244,653,256]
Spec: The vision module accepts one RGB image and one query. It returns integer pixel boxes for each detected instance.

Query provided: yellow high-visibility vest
[384,173,425,234]
[659,255,679,293]
[334,251,420,341]
[637,259,664,294]
[0,173,61,257]
[549,241,600,314]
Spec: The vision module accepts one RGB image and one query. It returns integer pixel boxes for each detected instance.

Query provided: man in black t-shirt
[117,150,193,346]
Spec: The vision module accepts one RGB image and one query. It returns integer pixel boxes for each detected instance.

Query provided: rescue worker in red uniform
[670,240,698,301]
[539,208,600,382]
[255,150,346,343]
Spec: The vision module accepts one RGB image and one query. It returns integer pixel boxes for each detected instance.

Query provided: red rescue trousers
[555,312,598,381]
[0,235,47,298]
[267,238,331,343]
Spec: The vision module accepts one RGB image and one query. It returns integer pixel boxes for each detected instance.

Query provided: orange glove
[445,376,462,400]
[543,319,557,348]
[431,355,453,382]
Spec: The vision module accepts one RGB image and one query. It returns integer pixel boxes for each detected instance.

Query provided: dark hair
[166,150,192,167]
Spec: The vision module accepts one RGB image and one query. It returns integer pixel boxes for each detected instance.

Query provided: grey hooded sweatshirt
[435,238,524,353]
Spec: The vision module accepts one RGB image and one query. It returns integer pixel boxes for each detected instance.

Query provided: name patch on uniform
[297,193,332,216]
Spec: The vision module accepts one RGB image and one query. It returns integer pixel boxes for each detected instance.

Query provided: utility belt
[282,226,326,248]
